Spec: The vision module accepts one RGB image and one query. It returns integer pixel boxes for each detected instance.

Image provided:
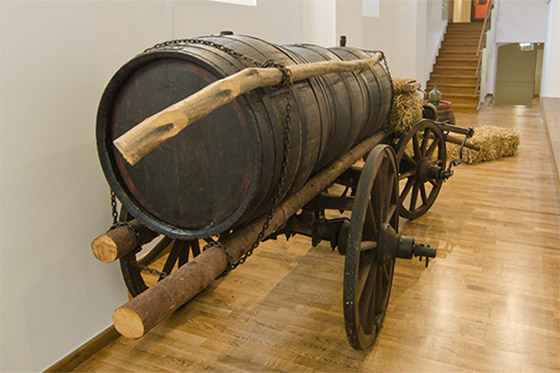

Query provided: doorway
[471,0,489,21]
[494,43,544,106]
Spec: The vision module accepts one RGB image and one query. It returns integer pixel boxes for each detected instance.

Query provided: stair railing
[475,0,494,97]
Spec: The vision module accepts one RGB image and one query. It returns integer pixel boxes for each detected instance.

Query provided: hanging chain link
[109,191,168,277]
[228,64,293,274]
[145,38,263,67]
[128,255,169,279]
[110,191,120,226]
[146,38,295,276]
[364,50,394,130]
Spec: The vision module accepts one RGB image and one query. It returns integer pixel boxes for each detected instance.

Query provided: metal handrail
[475,0,494,96]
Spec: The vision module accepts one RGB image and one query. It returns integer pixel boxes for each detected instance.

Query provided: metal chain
[148,37,295,275]
[364,50,394,130]
[231,66,293,271]
[126,252,169,279]
[110,191,119,226]
[134,41,389,276]
[204,241,235,277]
[144,38,263,67]
[109,191,168,277]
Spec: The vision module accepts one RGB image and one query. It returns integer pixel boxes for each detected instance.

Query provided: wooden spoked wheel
[118,211,203,297]
[343,144,399,351]
[396,119,446,220]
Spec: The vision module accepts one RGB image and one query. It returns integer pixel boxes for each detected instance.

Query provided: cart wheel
[396,119,446,220]
[343,144,399,351]
[118,211,203,297]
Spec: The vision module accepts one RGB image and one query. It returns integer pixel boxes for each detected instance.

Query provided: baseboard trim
[44,325,119,372]
[540,97,560,189]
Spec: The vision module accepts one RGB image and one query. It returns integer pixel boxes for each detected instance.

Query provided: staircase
[427,22,484,113]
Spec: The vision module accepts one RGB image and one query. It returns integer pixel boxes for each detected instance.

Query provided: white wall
[301,0,337,46]
[357,0,447,86]
[336,0,364,47]
[425,0,448,86]
[483,0,550,95]
[0,1,305,371]
[541,0,560,97]
[496,0,549,43]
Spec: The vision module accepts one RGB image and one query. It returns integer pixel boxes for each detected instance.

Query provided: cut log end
[113,307,145,339]
[91,235,118,263]
[113,138,139,166]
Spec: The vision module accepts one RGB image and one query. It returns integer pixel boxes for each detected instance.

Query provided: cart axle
[377,223,436,267]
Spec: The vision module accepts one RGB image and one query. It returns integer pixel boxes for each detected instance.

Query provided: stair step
[434,66,477,76]
[446,29,483,36]
[427,83,478,95]
[435,58,478,67]
[445,31,481,36]
[442,39,479,47]
[448,22,484,29]
[440,45,479,53]
[438,50,478,59]
[424,22,483,114]
[437,94,479,105]
[429,76,477,85]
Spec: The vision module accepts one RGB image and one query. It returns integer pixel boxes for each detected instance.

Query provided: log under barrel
[96,34,392,240]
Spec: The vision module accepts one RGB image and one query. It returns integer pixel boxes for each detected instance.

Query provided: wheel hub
[417,159,441,182]
[376,223,437,267]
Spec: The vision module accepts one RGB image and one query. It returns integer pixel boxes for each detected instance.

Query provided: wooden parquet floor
[76,101,560,372]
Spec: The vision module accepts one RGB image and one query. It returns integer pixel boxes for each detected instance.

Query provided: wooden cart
[91,35,476,351]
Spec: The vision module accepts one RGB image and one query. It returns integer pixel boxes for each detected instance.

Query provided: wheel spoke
[191,240,201,257]
[410,180,420,211]
[374,263,384,311]
[378,160,389,221]
[420,182,428,204]
[403,151,415,165]
[139,236,173,266]
[159,242,181,281]
[357,252,375,302]
[176,240,190,267]
[360,241,377,252]
[400,178,415,200]
[382,262,390,281]
[365,264,382,330]
[426,137,440,159]
[360,264,377,332]
[412,134,421,160]
[420,128,430,157]
[399,169,416,180]
[385,204,397,224]
[364,199,377,239]
[385,168,395,220]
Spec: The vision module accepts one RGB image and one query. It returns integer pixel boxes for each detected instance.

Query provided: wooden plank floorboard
[75,100,560,372]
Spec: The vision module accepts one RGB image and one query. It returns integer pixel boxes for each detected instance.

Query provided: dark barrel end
[96,50,262,239]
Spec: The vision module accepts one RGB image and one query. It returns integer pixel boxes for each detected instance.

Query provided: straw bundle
[447,125,520,164]
[390,78,423,133]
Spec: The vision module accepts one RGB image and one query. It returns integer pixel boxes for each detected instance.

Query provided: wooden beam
[91,219,158,263]
[112,131,386,339]
[113,53,383,166]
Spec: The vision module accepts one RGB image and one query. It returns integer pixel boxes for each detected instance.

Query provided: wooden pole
[427,132,480,151]
[112,131,386,339]
[91,219,158,263]
[113,53,383,166]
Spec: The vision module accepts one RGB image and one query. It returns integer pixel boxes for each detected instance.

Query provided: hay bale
[447,125,520,164]
[392,78,421,94]
[390,92,423,133]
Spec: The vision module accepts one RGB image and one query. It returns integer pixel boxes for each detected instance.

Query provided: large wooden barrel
[96,34,392,239]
